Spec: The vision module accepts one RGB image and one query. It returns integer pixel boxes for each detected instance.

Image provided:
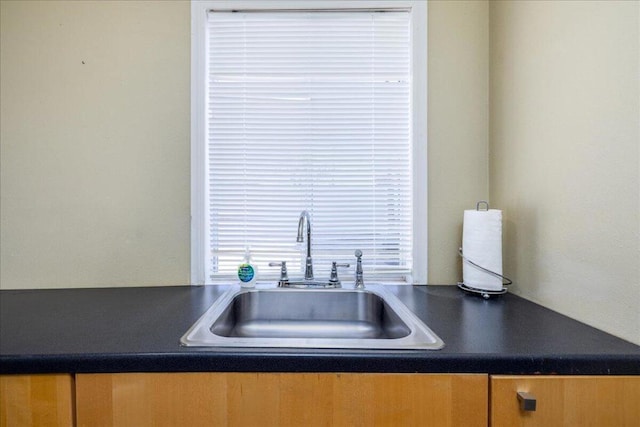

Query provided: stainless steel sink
[181,285,444,350]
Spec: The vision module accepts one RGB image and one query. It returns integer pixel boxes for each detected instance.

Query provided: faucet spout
[297,210,313,280]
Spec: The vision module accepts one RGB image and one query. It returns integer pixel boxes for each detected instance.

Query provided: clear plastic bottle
[237,248,257,288]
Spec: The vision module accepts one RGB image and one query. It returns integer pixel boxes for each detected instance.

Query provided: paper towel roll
[462,209,503,291]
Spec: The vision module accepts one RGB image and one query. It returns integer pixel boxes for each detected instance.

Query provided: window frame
[191,0,427,285]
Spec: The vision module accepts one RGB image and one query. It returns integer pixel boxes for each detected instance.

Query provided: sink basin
[181,285,444,350]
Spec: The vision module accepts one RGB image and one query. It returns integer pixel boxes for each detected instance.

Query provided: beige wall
[0,1,489,288]
[490,1,639,344]
[1,1,191,288]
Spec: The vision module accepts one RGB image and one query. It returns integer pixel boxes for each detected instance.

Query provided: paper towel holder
[458,200,512,299]
[458,248,512,299]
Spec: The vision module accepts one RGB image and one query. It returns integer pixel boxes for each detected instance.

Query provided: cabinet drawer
[491,375,640,427]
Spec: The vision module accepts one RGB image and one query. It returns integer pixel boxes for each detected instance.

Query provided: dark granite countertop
[1,285,638,375]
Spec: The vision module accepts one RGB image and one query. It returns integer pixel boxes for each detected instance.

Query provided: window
[192,1,427,285]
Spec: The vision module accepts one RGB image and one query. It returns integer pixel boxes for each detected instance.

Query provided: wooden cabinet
[0,374,75,427]
[75,373,488,427]
[490,375,640,427]
[5,372,639,426]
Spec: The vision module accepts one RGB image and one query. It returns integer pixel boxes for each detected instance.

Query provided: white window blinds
[204,9,414,283]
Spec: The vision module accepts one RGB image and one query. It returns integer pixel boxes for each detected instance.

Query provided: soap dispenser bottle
[238,248,257,288]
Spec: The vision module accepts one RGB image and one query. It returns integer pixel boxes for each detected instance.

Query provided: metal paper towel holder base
[458,248,513,299]
[457,282,508,299]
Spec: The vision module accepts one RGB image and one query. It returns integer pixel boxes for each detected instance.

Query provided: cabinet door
[76,372,487,427]
[491,375,640,427]
[0,374,75,427]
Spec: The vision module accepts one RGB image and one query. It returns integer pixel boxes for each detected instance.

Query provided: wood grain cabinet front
[0,374,75,427]
[8,372,639,426]
[75,372,488,427]
[490,375,640,427]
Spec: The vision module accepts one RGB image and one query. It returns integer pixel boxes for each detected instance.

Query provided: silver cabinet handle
[517,391,537,411]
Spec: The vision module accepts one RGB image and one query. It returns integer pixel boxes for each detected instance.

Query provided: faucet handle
[354,250,364,289]
[328,262,350,288]
[268,261,289,287]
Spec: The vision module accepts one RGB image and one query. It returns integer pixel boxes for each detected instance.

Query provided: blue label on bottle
[238,264,255,282]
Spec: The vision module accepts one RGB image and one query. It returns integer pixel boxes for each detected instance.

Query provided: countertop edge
[2,353,639,376]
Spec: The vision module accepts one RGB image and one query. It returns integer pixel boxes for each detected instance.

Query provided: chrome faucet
[297,210,313,280]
